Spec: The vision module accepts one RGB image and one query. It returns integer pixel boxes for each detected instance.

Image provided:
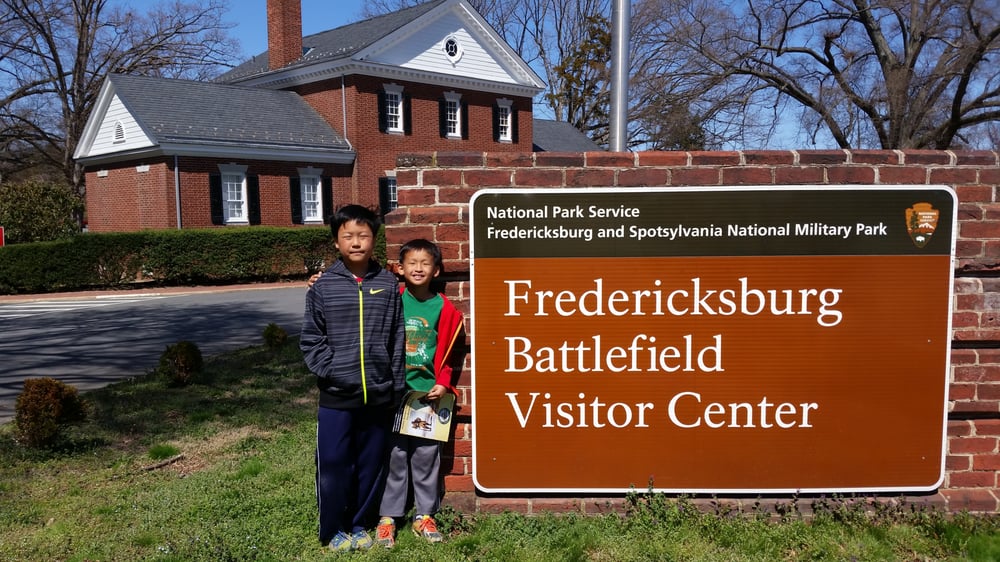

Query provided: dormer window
[443,35,463,64]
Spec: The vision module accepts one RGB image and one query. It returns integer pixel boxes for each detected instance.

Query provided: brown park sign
[469,185,957,494]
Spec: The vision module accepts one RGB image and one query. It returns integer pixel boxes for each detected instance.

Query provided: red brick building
[74,0,594,232]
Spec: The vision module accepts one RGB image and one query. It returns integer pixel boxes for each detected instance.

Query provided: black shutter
[209,174,224,225]
[492,103,500,142]
[438,98,447,138]
[461,100,469,139]
[378,177,390,219]
[511,102,519,144]
[321,177,333,223]
[403,93,412,135]
[289,177,302,224]
[377,90,388,132]
[247,175,261,225]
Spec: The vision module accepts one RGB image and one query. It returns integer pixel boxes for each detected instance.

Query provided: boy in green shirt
[376,239,465,547]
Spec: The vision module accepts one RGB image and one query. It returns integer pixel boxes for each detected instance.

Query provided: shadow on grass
[1,338,317,461]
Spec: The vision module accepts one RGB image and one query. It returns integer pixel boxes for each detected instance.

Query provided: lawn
[1,337,999,561]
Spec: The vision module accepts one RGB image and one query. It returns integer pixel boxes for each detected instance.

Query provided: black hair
[399,238,443,273]
[331,204,379,236]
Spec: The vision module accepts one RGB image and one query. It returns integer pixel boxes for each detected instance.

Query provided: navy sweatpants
[315,405,390,544]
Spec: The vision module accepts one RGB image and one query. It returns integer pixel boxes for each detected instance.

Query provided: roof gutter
[77,144,356,167]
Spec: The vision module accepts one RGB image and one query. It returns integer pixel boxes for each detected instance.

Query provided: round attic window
[443,36,463,63]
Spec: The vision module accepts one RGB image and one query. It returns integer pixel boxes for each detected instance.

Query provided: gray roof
[532,119,605,152]
[108,73,351,152]
[219,1,447,83]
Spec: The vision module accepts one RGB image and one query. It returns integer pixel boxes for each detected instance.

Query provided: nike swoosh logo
[368,289,386,295]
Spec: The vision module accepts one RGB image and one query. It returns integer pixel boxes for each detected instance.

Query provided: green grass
[1,338,998,561]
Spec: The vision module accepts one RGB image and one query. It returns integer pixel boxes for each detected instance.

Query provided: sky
[114,0,370,59]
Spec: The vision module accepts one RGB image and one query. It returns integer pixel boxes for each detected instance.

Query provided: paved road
[0,283,310,424]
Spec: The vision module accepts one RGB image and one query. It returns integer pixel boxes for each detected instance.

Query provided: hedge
[0,226,386,295]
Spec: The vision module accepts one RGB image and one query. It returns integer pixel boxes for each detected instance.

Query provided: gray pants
[379,432,442,517]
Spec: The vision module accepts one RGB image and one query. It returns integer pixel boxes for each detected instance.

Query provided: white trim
[297,166,324,224]
[444,91,462,139]
[230,60,543,97]
[76,144,355,167]
[383,83,405,134]
[496,97,513,142]
[218,164,249,225]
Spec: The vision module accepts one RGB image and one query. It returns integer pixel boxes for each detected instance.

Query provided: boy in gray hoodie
[300,204,405,552]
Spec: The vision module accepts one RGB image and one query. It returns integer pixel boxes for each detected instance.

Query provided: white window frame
[385,174,398,212]
[496,98,513,142]
[218,163,248,224]
[298,167,323,224]
[444,91,462,139]
[383,83,404,134]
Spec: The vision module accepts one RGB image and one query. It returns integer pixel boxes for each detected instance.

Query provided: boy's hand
[425,384,447,401]
[307,272,322,288]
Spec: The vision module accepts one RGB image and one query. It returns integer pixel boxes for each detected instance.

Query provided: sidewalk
[0,280,307,303]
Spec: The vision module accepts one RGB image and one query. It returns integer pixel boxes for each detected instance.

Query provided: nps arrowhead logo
[905,202,939,248]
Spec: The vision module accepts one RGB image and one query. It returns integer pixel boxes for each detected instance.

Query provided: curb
[0,281,308,304]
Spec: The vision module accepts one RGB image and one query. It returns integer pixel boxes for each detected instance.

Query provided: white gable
[369,13,516,84]
[85,95,154,157]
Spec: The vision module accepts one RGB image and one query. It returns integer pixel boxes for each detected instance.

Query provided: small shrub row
[15,323,292,449]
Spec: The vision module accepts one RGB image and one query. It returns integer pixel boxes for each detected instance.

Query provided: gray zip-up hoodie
[300,259,405,409]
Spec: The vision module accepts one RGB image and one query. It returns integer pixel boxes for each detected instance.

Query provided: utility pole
[609,0,630,152]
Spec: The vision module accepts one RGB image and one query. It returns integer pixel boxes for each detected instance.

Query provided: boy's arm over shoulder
[385,270,407,401]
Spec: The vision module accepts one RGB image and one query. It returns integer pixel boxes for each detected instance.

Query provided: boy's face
[336,220,375,269]
[400,249,440,289]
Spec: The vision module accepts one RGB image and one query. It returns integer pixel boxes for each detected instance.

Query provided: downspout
[174,155,182,229]
[341,75,353,150]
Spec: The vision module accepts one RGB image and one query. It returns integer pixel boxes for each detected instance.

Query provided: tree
[642,0,1000,149]
[0,0,240,202]
[547,13,612,145]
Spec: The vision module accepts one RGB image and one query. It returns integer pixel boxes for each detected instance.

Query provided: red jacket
[400,286,465,392]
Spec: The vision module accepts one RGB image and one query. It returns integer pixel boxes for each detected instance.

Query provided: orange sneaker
[412,514,443,543]
[375,516,395,548]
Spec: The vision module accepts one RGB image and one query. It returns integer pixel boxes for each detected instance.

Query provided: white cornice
[231,60,543,98]
[77,143,356,167]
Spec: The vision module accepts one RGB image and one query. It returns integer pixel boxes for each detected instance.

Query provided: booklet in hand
[393,390,456,442]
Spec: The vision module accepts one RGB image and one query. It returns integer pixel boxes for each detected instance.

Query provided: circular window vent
[443,36,463,63]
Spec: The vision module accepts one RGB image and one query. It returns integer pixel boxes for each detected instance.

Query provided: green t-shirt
[402,289,442,392]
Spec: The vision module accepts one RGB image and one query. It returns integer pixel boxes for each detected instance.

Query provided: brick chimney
[266,0,303,70]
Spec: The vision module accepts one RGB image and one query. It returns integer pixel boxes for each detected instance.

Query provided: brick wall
[297,75,534,207]
[385,149,1000,514]
[85,157,354,232]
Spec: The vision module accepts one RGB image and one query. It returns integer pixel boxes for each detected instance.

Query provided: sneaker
[375,516,396,548]
[412,514,443,543]
[328,531,353,551]
[351,530,373,550]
